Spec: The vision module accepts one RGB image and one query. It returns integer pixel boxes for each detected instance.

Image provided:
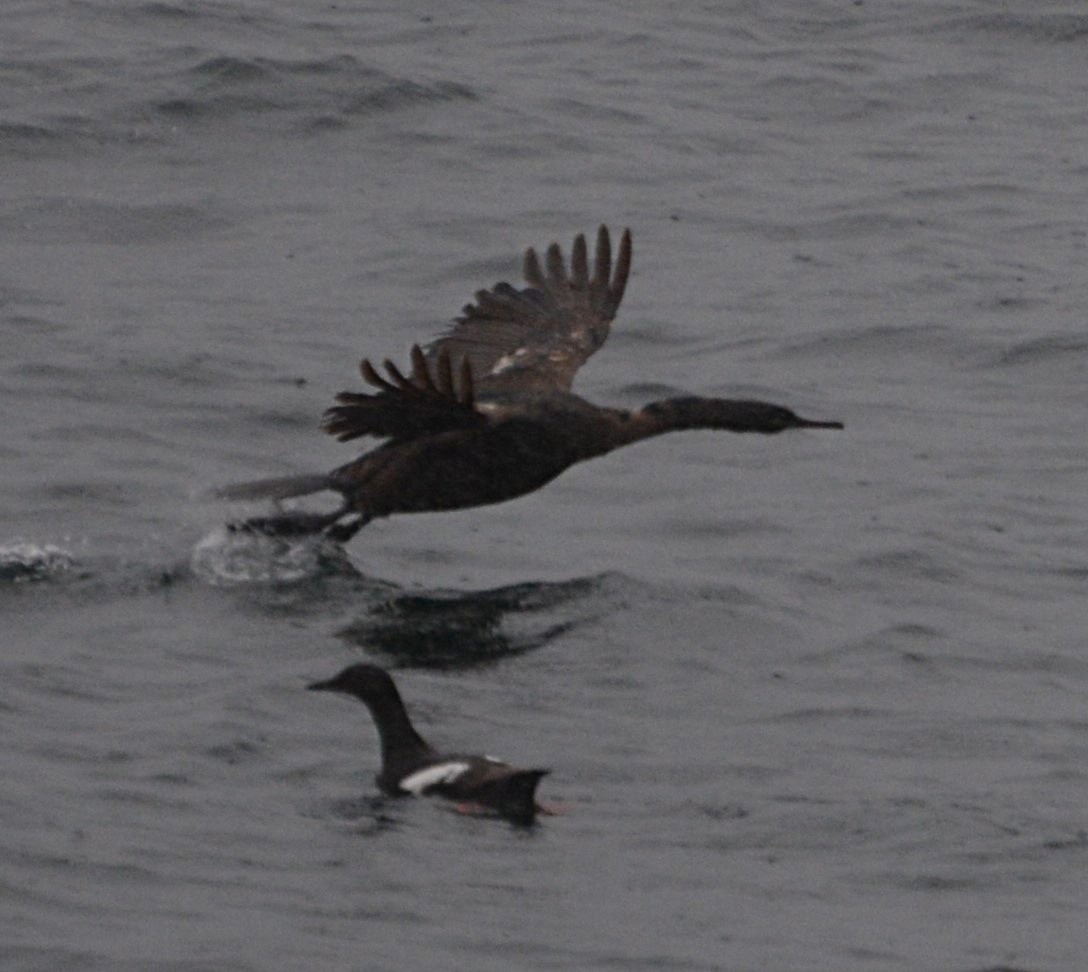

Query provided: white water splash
[0,541,76,582]
[189,525,348,586]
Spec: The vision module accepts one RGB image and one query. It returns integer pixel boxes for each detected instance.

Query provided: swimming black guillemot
[307,663,549,826]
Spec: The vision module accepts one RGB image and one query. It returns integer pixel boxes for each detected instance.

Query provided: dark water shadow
[323,794,403,836]
[187,527,623,668]
[338,574,619,671]
[8,526,627,676]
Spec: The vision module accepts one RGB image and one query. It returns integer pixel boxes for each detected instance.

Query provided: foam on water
[189,525,355,586]
[0,541,76,583]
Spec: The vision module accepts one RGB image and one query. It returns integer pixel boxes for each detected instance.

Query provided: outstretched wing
[322,344,487,443]
[426,225,632,393]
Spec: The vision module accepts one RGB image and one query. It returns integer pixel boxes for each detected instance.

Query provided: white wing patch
[399,761,471,796]
[489,347,530,375]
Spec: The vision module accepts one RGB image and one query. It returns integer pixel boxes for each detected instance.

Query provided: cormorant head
[730,401,844,434]
[644,396,844,435]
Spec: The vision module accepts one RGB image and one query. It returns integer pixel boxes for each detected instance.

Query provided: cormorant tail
[215,473,334,502]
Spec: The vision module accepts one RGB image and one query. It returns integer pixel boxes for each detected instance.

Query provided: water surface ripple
[3,2,1087,970]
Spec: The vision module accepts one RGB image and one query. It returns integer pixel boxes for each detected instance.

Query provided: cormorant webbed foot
[323,515,370,545]
[228,510,343,538]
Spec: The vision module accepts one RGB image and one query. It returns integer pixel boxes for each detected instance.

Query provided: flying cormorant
[221,226,842,542]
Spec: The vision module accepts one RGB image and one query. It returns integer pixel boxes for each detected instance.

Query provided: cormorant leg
[323,514,371,544]
[229,509,344,538]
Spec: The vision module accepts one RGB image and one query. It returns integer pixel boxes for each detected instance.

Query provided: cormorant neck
[624,396,841,439]
[640,397,767,434]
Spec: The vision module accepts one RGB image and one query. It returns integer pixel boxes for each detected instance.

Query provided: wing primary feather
[383,358,417,392]
[523,246,546,288]
[361,358,397,392]
[436,348,454,396]
[410,344,436,391]
[570,233,589,287]
[609,228,632,314]
[545,242,567,285]
[459,357,474,408]
[592,225,612,290]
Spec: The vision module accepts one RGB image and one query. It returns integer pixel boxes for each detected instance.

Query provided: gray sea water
[4,2,1088,969]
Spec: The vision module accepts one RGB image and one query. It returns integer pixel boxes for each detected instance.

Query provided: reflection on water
[324,795,402,835]
[187,526,622,669]
[339,575,612,670]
